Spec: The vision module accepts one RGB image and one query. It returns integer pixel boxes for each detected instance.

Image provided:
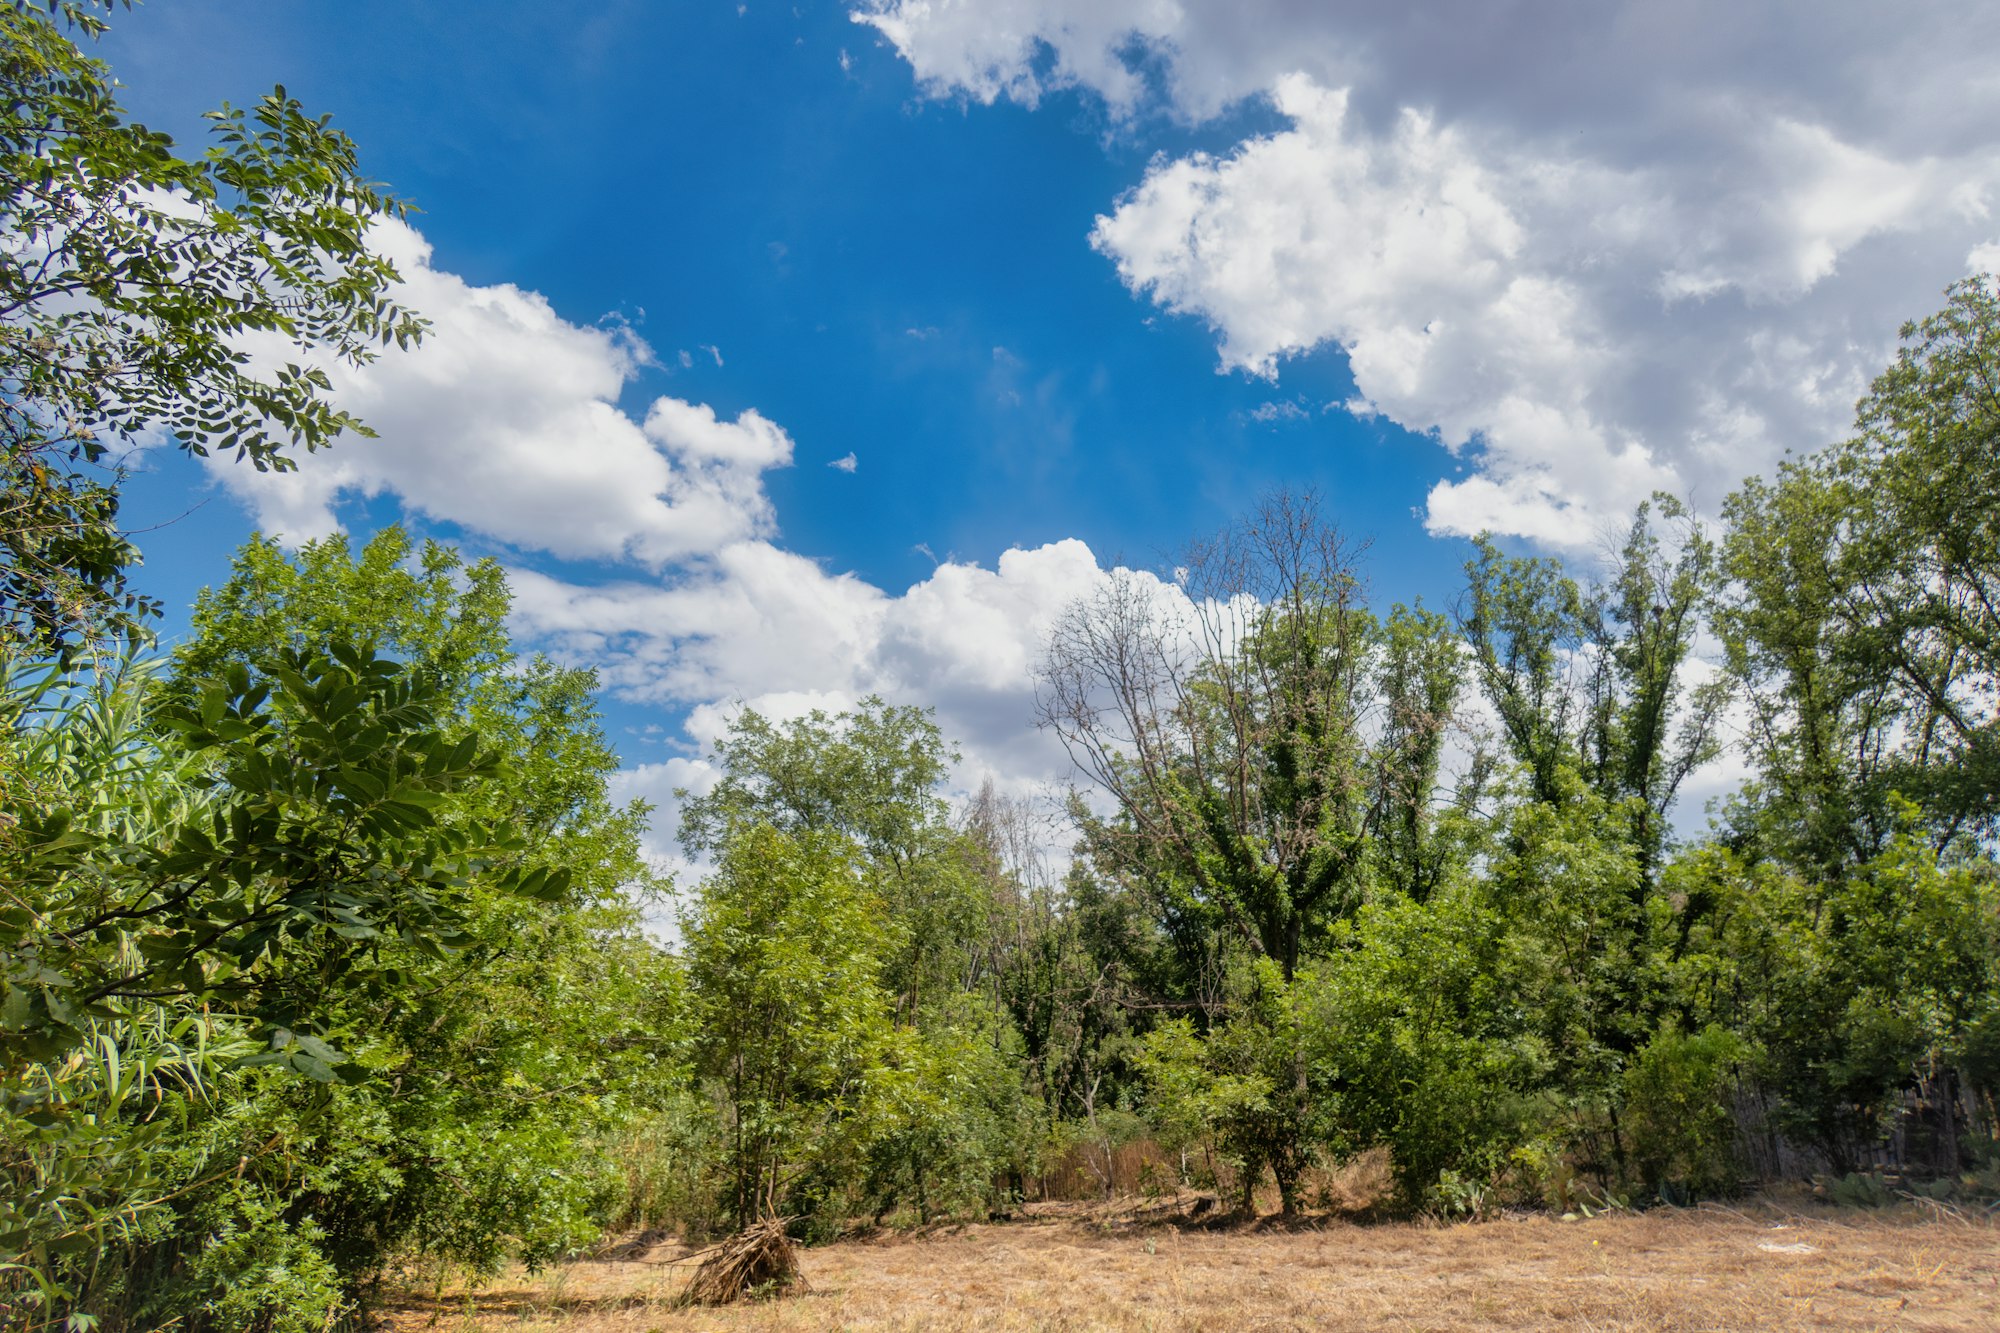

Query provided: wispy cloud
[1246,400,1309,425]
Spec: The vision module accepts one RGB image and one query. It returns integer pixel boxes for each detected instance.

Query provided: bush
[142,1190,349,1333]
[1621,1024,1749,1200]
[859,996,1032,1224]
[1299,893,1551,1211]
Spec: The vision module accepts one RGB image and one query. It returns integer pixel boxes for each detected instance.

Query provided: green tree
[1039,493,1469,1214]
[1298,887,1549,1211]
[1721,279,2000,869]
[1,640,559,1326]
[678,705,1040,1228]
[1706,283,2000,1182]
[1460,495,1725,883]
[1,1,422,656]
[1453,499,1728,1184]
[682,825,895,1231]
[1841,280,2000,839]
[678,698,953,863]
[679,697,987,1019]
[173,527,656,911]
[968,783,1137,1132]
[3,641,545,1072]
[858,990,1031,1226]
[3,530,671,1327]
[158,528,670,1282]
[1480,770,1655,1181]
[1040,493,1466,988]
[1717,466,1889,878]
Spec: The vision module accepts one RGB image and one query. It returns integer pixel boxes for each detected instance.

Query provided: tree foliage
[1460,494,1725,880]
[0,1,422,656]
[2,532,667,1329]
[683,825,893,1230]
[1039,493,1466,988]
[1722,279,2000,869]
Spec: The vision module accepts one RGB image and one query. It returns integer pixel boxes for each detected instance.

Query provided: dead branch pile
[679,1218,806,1306]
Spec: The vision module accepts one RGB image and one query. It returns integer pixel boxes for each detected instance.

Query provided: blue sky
[106,2,1455,589]
[95,1,2000,866]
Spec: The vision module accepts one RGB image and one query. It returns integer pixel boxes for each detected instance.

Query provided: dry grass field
[376,1197,2000,1332]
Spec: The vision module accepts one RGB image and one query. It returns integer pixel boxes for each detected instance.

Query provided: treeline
[632,297,2000,1238]
[3,4,1998,1329]
[8,291,1997,1327]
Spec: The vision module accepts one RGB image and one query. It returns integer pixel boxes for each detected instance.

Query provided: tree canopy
[0,0,421,657]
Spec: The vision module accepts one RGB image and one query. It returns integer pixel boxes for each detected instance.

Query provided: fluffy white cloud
[854,0,1178,113]
[501,538,1131,875]
[855,0,2000,544]
[852,1,2000,152]
[507,537,1130,817]
[210,219,792,565]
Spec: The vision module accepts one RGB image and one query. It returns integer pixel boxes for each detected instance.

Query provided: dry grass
[376,1197,2000,1332]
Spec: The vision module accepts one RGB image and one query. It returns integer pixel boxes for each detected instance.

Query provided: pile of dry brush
[680,1218,807,1305]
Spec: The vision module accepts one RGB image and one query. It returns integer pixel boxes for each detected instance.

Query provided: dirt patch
[376,1199,2000,1331]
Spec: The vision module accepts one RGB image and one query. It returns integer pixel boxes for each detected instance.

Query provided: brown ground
[376,1198,2000,1332]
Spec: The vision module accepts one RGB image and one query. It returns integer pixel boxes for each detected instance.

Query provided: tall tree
[2,530,667,1327]
[1721,279,2000,869]
[1038,492,1467,1213]
[1040,492,1464,985]
[1460,495,1725,884]
[1718,466,1898,876]
[683,825,894,1231]
[679,699,986,1017]
[677,710,1033,1232]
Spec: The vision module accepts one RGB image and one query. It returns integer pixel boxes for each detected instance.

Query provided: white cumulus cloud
[506,538,1130,799]
[855,0,2000,544]
[209,219,792,566]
